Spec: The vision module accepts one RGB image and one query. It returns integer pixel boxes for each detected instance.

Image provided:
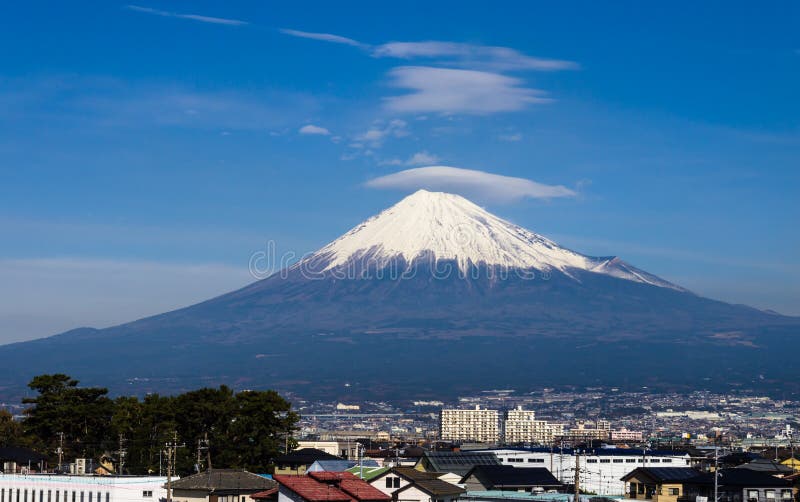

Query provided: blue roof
[308,459,380,472]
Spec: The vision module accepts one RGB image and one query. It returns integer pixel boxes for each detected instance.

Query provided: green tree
[22,374,114,462]
[0,409,24,446]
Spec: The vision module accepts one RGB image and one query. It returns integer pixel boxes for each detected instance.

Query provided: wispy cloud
[365,166,576,203]
[354,119,409,148]
[126,5,248,26]
[385,67,550,114]
[279,28,366,48]
[498,132,523,142]
[373,41,578,72]
[0,75,317,131]
[299,124,331,135]
[279,29,577,72]
[407,151,440,165]
[379,151,441,166]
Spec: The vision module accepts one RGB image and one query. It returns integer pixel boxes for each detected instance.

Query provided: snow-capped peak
[304,189,683,290]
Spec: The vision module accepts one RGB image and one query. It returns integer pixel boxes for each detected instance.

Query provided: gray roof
[170,469,276,493]
[621,467,700,483]
[735,459,794,474]
[420,451,501,476]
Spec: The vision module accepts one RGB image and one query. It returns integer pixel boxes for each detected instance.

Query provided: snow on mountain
[303,189,684,291]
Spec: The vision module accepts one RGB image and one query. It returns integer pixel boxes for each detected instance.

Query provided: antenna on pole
[166,431,186,502]
[117,434,127,475]
[574,448,580,502]
[56,432,64,473]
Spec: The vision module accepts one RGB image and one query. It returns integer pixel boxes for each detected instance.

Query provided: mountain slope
[0,190,798,400]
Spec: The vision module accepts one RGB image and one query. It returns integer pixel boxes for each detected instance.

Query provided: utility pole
[574,449,580,502]
[196,433,211,473]
[165,431,186,502]
[117,434,127,475]
[713,446,719,502]
[56,432,64,472]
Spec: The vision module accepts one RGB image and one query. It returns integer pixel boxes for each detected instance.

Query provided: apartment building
[504,407,564,445]
[440,406,501,443]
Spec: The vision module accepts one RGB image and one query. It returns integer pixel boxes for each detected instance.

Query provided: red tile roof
[337,479,390,502]
[309,471,359,482]
[250,487,279,500]
[274,475,351,502]
[274,473,390,502]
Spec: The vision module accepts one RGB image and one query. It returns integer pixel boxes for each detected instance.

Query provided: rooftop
[170,469,276,492]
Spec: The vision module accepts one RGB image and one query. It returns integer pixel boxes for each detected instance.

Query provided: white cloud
[406,151,440,165]
[373,41,578,72]
[499,132,523,142]
[126,5,248,26]
[385,66,550,114]
[378,151,441,166]
[365,166,576,203]
[280,28,366,48]
[278,29,577,72]
[299,124,331,135]
[356,119,408,148]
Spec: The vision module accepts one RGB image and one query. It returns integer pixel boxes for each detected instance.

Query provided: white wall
[490,449,691,496]
[0,475,170,502]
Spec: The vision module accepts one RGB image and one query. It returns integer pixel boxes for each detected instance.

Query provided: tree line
[1,374,299,475]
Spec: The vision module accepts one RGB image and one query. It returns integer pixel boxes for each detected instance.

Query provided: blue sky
[1,1,798,343]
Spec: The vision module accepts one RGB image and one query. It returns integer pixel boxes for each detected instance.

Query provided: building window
[393,478,400,488]
[765,491,775,500]
[669,489,679,496]
[626,459,636,463]
[386,478,393,488]
[613,459,623,463]
[587,459,597,463]
[650,459,660,463]
[748,490,759,502]
[782,491,792,499]
[663,459,672,463]
[142,493,152,499]
[600,459,610,463]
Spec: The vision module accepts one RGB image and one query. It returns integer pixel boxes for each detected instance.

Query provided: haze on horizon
[1,2,798,344]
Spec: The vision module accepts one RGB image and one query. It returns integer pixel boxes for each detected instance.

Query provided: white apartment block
[487,447,691,496]
[440,406,500,443]
[0,475,170,502]
[504,407,564,444]
[610,428,643,442]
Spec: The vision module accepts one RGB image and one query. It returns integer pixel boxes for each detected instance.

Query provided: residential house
[681,469,793,502]
[460,465,562,493]
[169,469,277,502]
[274,472,390,502]
[368,467,464,502]
[274,449,342,475]
[620,467,700,502]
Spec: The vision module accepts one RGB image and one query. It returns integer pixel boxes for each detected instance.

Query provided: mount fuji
[1,190,799,400]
